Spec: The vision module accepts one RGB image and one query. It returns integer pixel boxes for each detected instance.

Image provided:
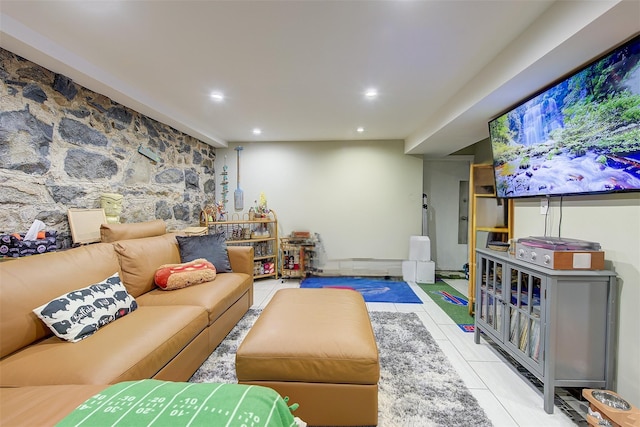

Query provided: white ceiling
[1,1,638,156]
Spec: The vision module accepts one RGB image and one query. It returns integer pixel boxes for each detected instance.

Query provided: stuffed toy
[154,258,216,290]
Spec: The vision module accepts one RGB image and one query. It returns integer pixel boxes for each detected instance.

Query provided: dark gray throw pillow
[176,233,233,273]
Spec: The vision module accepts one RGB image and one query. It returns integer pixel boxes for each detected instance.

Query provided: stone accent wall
[0,48,216,248]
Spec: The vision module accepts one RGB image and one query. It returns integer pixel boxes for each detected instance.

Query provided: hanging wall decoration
[220,155,229,214]
[234,146,244,211]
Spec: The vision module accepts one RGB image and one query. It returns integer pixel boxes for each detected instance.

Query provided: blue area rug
[300,276,422,304]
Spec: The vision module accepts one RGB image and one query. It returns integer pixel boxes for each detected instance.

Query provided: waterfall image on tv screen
[489,35,640,198]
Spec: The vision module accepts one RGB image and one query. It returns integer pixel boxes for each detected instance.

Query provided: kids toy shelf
[474,248,617,414]
[468,163,513,315]
[209,211,278,280]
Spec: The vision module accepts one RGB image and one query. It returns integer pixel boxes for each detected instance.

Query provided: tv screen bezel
[487,33,640,200]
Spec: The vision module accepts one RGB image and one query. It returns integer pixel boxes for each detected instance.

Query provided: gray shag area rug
[190,309,493,427]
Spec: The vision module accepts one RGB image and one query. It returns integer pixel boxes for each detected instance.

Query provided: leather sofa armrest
[227,245,254,276]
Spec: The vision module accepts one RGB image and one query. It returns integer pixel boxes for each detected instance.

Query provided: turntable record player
[515,236,604,270]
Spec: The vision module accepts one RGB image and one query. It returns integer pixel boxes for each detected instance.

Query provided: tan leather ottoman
[236,288,379,426]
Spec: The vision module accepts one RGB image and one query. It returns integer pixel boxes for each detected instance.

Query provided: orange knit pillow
[154,258,216,290]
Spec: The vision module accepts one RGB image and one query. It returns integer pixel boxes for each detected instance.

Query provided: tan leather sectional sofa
[0,223,254,424]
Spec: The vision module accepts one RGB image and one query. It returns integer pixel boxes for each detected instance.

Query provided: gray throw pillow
[176,233,233,273]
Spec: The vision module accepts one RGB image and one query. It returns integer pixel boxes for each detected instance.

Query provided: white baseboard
[316,258,403,277]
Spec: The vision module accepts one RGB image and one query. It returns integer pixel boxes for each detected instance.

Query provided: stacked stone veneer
[0,48,217,248]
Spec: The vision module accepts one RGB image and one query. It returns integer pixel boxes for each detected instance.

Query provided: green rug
[418,280,475,332]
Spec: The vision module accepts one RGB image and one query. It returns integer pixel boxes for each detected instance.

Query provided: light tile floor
[252,278,584,426]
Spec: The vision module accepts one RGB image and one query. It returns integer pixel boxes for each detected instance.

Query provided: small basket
[199,206,216,227]
[487,241,509,252]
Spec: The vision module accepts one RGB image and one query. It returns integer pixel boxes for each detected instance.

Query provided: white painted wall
[214,140,423,262]
[423,157,472,270]
[513,194,640,407]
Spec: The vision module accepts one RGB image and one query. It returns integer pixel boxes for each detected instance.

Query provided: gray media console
[474,248,617,414]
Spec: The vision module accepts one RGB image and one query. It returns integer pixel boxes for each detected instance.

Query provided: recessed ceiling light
[356,127,364,133]
[364,88,378,99]
[252,128,262,135]
[210,91,224,102]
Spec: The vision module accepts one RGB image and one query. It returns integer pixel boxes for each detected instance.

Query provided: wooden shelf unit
[208,210,278,280]
[279,235,318,279]
[468,164,513,315]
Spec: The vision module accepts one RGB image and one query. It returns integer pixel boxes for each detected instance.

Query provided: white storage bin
[402,260,417,282]
[416,260,435,284]
[409,236,431,261]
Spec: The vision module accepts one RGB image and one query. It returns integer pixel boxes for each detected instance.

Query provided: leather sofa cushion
[236,288,379,385]
[137,272,252,324]
[100,219,166,243]
[0,384,109,427]
[0,305,207,387]
[114,233,181,297]
[0,243,120,358]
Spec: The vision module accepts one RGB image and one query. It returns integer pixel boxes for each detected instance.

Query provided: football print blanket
[56,379,299,427]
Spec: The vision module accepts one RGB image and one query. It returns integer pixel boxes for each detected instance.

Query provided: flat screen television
[488,34,640,199]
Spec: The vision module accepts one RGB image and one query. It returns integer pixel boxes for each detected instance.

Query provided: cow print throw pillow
[33,273,138,343]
